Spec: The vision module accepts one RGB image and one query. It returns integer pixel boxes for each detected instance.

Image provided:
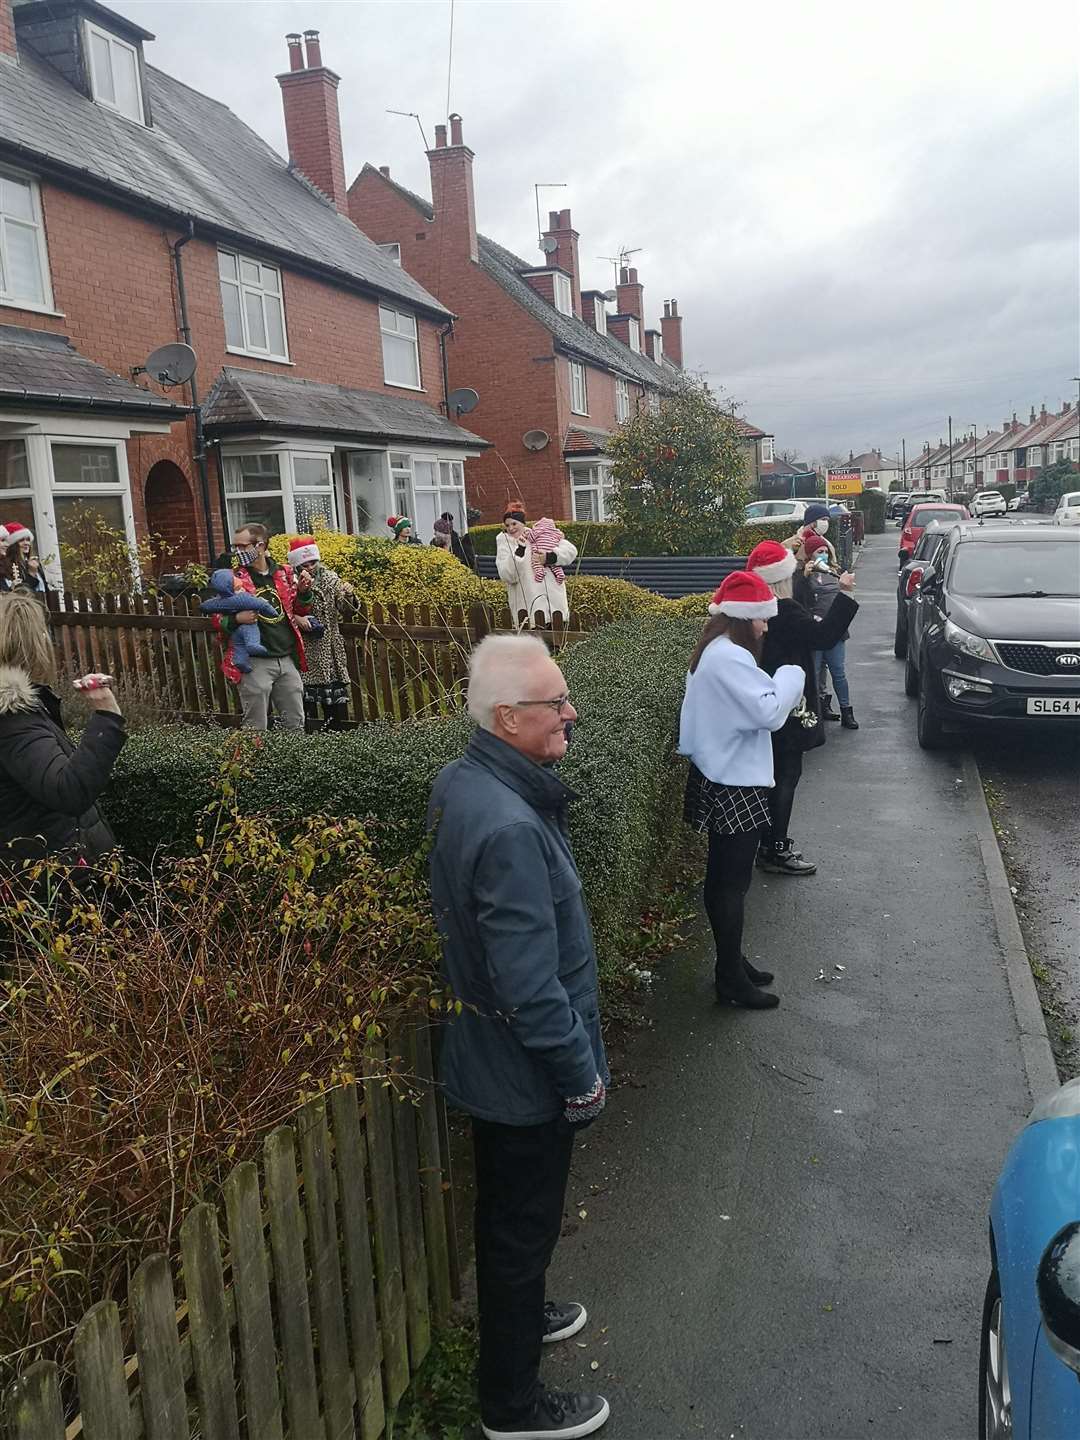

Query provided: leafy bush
[268,528,487,608]
[471,518,795,558]
[56,502,187,595]
[1032,459,1079,511]
[849,489,887,534]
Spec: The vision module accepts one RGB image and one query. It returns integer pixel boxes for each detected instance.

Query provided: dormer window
[86,21,144,124]
[595,301,607,336]
[627,317,640,353]
[553,272,573,316]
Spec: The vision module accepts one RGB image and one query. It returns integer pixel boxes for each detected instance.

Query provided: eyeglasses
[513,693,572,715]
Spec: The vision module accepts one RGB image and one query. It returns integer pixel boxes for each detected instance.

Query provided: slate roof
[201,367,488,450]
[355,165,674,389]
[0,324,189,416]
[0,44,451,319]
[564,425,612,455]
[847,450,899,469]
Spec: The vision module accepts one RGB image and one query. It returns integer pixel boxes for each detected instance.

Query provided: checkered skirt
[683,764,772,836]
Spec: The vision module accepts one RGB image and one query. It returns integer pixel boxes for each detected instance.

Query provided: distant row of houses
[906,404,1080,493]
[0,0,780,580]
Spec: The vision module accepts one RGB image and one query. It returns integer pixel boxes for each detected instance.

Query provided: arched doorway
[145,461,199,570]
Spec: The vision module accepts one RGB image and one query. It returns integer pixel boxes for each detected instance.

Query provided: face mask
[235,546,257,566]
[814,519,829,535]
[812,554,830,571]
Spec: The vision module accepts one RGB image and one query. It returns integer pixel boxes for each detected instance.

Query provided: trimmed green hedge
[470,519,796,558]
[849,489,887,534]
[104,616,700,979]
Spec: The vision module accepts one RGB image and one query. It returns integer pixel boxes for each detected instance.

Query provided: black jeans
[767,741,803,846]
[472,1115,575,1426]
[703,829,761,987]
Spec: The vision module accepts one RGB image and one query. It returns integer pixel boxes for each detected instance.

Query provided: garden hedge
[105,615,701,980]
[468,518,796,558]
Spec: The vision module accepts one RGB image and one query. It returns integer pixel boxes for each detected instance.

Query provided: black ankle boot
[742,955,775,987]
[759,841,817,876]
[821,694,840,721]
[716,969,780,1009]
[841,706,859,730]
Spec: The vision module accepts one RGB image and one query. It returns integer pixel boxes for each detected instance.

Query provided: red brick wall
[0,0,16,58]
[2,180,447,550]
[350,169,571,521]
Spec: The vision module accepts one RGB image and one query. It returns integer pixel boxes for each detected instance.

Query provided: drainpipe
[439,319,454,416]
[171,221,219,562]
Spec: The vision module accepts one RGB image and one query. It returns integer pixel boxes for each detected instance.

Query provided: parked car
[981,1077,1080,1439]
[893,520,961,657]
[902,523,1080,747]
[898,503,970,562]
[1053,490,1080,526]
[743,499,807,528]
[971,490,1008,518]
[1007,491,1031,512]
[887,491,911,520]
[897,489,950,526]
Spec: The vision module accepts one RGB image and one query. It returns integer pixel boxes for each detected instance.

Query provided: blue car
[982,1078,1080,1437]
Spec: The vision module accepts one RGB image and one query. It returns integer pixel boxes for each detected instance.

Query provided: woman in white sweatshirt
[679,571,806,1009]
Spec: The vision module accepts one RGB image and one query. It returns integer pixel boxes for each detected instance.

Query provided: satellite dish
[448,386,480,417]
[522,429,550,451]
[539,236,559,254]
[142,342,197,388]
[602,289,618,303]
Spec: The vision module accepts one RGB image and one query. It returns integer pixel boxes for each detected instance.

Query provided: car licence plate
[1027,697,1080,716]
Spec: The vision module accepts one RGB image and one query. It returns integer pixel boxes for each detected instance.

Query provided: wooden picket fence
[45,593,585,726]
[2,1026,457,1440]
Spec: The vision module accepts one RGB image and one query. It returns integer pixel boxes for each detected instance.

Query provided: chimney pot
[540,205,580,313]
[559,208,571,228]
[428,112,477,261]
[619,266,629,285]
[660,295,684,367]
[628,267,638,284]
[379,165,391,177]
[286,32,304,70]
[303,29,322,67]
[549,210,560,229]
[449,112,464,146]
[435,123,448,148]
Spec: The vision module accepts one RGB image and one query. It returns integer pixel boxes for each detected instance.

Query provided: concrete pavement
[544,533,1043,1439]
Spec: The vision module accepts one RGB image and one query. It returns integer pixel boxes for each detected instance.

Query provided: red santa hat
[288,536,320,567]
[1,521,32,547]
[708,570,778,619]
[746,538,797,584]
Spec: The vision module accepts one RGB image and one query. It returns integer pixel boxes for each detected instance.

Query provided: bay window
[379,307,421,388]
[222,448,338,536]
[218,250,288,361]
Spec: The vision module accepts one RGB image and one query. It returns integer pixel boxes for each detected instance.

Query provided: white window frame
[0,167,55,314]
[650,332,663,363]
[569,361,588,416]
[1071,439,1080,462]
[615,377,630,423]
[379,305,422,390]
[553,272,573,316]
[570,460,615,522]
[1027,447,1042,467]
[378,242,402,265]
[218,249,290,363]
[378,449,469,541]
[594,300,607,336]
[760,437,775,465]
[627,317,640,353]
[84,21,145,124]
[220,443,338,537]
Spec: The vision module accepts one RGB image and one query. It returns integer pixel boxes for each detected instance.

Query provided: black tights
[703,829,761,987]
[767,742,803,846]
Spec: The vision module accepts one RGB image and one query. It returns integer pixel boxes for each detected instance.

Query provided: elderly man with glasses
[427,634,610,1440]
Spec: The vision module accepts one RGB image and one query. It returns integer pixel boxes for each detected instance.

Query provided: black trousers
[703,829,761,986]
[472,1115,575,1426]
[766,741,804,846]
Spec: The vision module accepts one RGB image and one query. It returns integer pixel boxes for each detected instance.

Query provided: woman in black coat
[0,591,126,864]
[746,540,858,875]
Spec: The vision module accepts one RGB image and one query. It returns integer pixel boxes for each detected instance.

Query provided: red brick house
[349,118,686,523]
[0,2,484,583]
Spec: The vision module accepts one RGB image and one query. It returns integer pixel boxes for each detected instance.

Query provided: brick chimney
[277,30,348,213]
[661,300,684,367]
[427,111,478,262]
[616,266,643,323]
[0,0,16,60]
[542,209,580,316]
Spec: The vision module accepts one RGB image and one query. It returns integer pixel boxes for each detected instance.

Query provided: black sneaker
[482,1387,611,1439]
[543,1300,587,1343]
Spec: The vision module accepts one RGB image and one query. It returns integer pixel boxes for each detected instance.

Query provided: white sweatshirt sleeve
[717,656,806,733]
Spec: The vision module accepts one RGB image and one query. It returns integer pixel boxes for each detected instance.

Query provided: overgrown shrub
[268,528,487,608]
[849,489,887,534]
[470,518,794,558]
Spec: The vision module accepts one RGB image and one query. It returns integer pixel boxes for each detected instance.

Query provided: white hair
[768,576,794,600]
[467,633,552,730]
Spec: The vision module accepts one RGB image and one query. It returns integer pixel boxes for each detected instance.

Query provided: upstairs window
[86,22,144,124]
[570,361,588,416]
[1028,447,1042,467]
[553,272,573,315]
[380,306,421,388]
[595,300,607,336]
[761,437,774,464]
[615,378,630,422]
[378,242,402,265]
[0,170,52,311]
[219,250,289,361]
[627,317,640,352]
[651,332,663,363]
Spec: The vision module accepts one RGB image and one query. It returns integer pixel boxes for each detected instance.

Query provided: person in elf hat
[782,503,838,566]
[747,538,858,876]
[496,502,578,628]
[0,521,50,597]
[796,533,858,730]
[387,515,421,544]
[679,571,806,1008]
[286,536,357,731]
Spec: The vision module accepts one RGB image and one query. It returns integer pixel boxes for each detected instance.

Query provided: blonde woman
[0,591,125,863]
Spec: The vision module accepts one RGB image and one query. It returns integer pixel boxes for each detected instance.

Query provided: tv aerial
[447,387,480,417]
[134,342,197,389]
[522,429,550,451]
[598,247,642,286]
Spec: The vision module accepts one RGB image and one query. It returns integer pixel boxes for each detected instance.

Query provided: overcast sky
[115,0,1079,462]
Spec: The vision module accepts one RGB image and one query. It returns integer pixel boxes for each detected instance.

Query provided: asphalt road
[543,533,1037,1440]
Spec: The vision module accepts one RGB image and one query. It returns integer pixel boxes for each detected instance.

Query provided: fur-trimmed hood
[0,664,38,716]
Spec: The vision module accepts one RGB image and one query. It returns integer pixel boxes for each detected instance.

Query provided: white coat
[495,530,578,627]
